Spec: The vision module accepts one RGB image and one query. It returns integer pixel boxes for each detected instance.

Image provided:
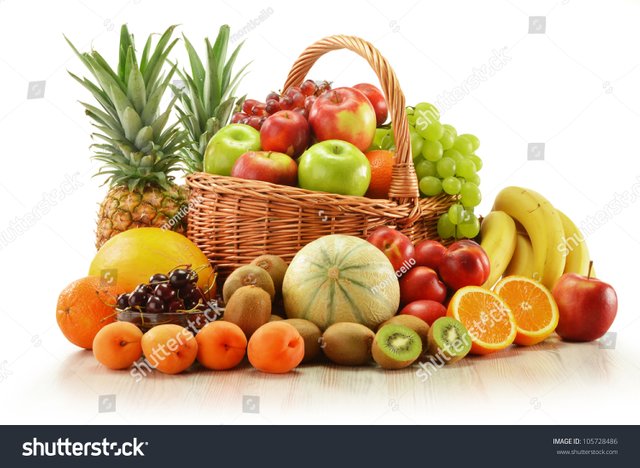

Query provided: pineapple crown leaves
[65,25,186,191]
[172,25,250,172]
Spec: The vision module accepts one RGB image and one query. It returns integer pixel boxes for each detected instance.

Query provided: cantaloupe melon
[282,235,400,330]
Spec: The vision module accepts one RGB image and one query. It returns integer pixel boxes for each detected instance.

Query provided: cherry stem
[587,260,594,280]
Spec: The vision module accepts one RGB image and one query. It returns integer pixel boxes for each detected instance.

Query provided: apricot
[141,324,198,374]
[93,322,143,370]
[247,322,304,374]
[196,321,247,370]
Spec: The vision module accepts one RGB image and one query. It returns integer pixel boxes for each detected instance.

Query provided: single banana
[557,209,591,276]
[480,211,517,289]
[492,187,566,289]
[504,233,536,278]
[526,189,567,288]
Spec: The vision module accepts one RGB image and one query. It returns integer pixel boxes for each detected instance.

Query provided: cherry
[146,296,166,314]
[154,283,176,301]
[169,269,191,288]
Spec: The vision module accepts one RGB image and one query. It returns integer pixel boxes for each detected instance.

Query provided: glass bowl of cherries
[115,266,220,332]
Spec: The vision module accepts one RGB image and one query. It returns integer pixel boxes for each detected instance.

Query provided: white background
[0,0,639,424]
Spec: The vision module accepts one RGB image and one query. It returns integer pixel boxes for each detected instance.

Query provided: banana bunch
[480,187,591,290]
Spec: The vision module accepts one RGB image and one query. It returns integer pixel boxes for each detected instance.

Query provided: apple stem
[588,260,594,280]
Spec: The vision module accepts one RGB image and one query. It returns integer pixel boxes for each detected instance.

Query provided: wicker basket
[187,35,455,277]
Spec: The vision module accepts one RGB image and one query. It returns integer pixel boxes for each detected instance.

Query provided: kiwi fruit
[223,265,275,304]
[250,255,288,295]
[321,322,375,366]
[372,324,422,370]
[223,286,271,337]
[268,315,284,322]
[283,319,322,362]
[380,315,430,358]
[426,317,471,364]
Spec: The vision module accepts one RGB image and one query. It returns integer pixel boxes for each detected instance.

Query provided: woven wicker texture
[187,35,455,277]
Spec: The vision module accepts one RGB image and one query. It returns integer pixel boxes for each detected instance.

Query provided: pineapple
[66,25,188,248]
[173,25,248,172]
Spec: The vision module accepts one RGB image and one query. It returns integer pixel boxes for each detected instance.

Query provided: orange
[89,228,214,293]
[93,322,143,370]
[56,276,123,349]
[196,321,247,370]
[247,322,304,374]
[447,286,516,355]
[365,150,395,199]
[493,276,559,346]
[141,324,198,374]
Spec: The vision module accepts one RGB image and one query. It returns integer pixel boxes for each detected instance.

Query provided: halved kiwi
[222,265,275,304]
[379,315,430,358]
[372,324,422,370]
[284,318,322,363]
[426,317,471,364]
[322,322,375,366]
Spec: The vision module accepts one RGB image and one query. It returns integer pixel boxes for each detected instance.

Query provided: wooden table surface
[4,334,638,425]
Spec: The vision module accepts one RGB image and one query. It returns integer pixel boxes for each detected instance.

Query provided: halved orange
[493,276,558,346]
[447,286,516,355]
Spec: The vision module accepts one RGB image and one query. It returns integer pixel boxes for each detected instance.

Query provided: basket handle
[283,35,421,208]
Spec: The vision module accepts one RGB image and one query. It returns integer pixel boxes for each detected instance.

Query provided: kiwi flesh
[426,317,471,365]
[322,322,375,366]
[223,285,271,337]
[283,319,322,363]
[250,255,288,295]
[372,324,422,370]
[379,315,430,358]
[223,265,275,304]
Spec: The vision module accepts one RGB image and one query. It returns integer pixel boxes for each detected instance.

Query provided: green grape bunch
[369,102,484,240]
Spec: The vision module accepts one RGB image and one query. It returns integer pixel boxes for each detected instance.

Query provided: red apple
[439,240,490,291]
[230,151,298,186]
[400,300,447,326]
[552,270,617,342]
[308,87,376,151]
[353,83,388,126]
[260,110,309,157]
[414,239,447,272]
[367,227,415,273]
[399,266,447,306]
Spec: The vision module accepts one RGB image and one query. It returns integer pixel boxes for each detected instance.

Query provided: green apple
[204,124,261,175]
[298,140,371,196]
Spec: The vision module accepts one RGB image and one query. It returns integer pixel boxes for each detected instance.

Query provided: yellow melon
[89,228,214,292]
